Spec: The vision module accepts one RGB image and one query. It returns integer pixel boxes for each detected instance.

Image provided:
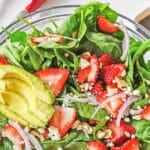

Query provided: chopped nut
[30,130,44,141]
[82,122,93,134]
[97,131,105,139]
[104,129,112,139]
[48,126,61,141]
[115,78,128,89]
[132,90,141,96]
[71,120,81,129]
[132,115,141,120]
[106,141,114,147]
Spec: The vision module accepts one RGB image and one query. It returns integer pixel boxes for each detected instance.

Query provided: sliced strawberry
[140,105,150,120]
[0,56,9,64]
[87,55,99,83]
[77,66,91,83]
[49,105,61,128]
[49,106,76,137]
[98,54,116,68]
[30,35,64,43]
[91,81,103,95]
[77,54,99,84]
[36,68,69,96]
[97,84,124,117]
[97,16,119,34]
[101,64,126,85]
[111,138,140,150]
[108,119,136,145]
[96,91,107,103]
[86,141,107,150]
[2,124,25,149]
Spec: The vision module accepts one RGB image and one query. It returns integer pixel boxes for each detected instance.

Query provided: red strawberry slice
[98,54,116,68]
[49,106,76,137]
[86,141,107,150]
[87,55,99,83]
[77,66,91,83]
[101,64,126,85]
[91,81,104,95]
[36,68,69,96]
[97,16,119,34]
[140,105,150,120]
[2,124,25,149]
[0,56,9,64]
[77,54,99,84]
[108,119,136,145]
[30,35,64,43]
[97,84,124,117]
[111,138,140,150]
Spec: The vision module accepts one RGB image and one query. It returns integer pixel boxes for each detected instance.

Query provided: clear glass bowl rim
[0,4,150,44]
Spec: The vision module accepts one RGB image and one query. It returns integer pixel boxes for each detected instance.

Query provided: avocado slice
[3,78,54,122]
[0,65,55,128]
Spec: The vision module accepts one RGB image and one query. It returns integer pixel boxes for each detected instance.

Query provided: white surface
[0,0,150,28]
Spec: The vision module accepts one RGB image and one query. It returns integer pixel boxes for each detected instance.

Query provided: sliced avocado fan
[0,65,55,128]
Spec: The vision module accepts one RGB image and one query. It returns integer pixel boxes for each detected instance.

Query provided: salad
[0,1,150,150]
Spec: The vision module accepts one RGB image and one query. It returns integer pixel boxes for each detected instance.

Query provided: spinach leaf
[41,131,89,150]
[70,102,108,121]
[86,32,122,59]
[10,30,27,45]
[131,98,150,109]
[132,120,150,143]
[0,138,13,150]
[54,48,79,73]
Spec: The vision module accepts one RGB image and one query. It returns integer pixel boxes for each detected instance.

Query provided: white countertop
[0,0,150,28]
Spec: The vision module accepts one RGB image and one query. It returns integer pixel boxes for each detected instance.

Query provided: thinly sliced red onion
[119,20,130,61]
[116,95,140,127]
[25,132,43,150]
[62,94,98,106]
[8,120,32,150]
[91,92,126,118]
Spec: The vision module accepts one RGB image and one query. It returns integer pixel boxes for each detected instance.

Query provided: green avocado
[0,65,55,128]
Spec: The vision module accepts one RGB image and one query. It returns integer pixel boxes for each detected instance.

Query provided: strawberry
[97,84,124,117]
[97,16,119,34]
[77,66,91,83]
[77,54,99,84]
[98,54,116,68]
[2,124,25,149]
[36,68,69,96]
[111,138,140,150]
[86,141,107,150]
[91,81,103,95]
[108,119,136,145]
[30,35,64,43]
[140,105,150,120]
[0,56,9,64]
[101,64,126,85]
[49,106,76,137]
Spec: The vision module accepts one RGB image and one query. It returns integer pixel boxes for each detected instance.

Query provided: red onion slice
[119,20,130,61]
[116,95,140,127]
[25,132,43,150]
[9,120,32,150]
[91,92,126,118]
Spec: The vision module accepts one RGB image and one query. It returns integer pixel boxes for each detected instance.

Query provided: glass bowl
[0,5,150,44]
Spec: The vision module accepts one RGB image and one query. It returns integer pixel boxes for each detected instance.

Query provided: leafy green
[132,120,150,143]
[0,138,13,150]
[41,131,89,150]
[131,98,150,109]
[70,102,108,121]
[10,30,27,45]
[86,32,122,59]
